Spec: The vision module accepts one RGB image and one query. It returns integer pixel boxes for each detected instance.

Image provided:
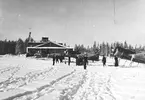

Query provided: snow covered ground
[0,55,145,100]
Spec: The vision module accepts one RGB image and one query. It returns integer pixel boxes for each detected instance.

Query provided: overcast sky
[0,0,145,47]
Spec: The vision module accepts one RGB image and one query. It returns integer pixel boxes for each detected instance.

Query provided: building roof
[27,40,73,49]
[27,47,72,49]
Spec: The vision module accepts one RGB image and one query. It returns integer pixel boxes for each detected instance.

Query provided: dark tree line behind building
[0,38,145,56]
[0,40,16,55]
[0,37,34,55]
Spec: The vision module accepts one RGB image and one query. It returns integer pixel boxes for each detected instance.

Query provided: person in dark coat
[52,54,55,66]
[102,55,106,66]
[114,56,119,66]
[68,56,71,65]
[56,55,59,63]
[59,56,63,63]
[76,55,79,66]
[83,54,88,70]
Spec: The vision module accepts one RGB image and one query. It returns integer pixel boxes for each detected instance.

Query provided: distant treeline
[74,41,145,56]
[0,40,16,55]
[0,37,34,55]
[0,38,144,56]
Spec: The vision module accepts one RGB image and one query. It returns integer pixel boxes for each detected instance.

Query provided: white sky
[0,0,145,47]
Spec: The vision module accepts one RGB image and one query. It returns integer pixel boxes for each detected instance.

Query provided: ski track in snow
[72,70,116,100]
[36,68,117,100]
[3,69,76,100]
[1,55,145,100]
[0,66,23,91]
[0,67,54,92]
[57,70,87,100]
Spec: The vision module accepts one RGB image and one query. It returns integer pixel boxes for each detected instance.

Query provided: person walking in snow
[102,55,106,66]
[114,56,119,66]
[76,55,79,66]
[68,56,71,66]
[56,55,59,63]
[52,54,55,66]
[83,54,88,70]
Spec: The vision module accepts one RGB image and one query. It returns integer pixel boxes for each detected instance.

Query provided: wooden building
[26,37,73,57]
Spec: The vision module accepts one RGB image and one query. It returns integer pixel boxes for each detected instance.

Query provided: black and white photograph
[0,0,145,100]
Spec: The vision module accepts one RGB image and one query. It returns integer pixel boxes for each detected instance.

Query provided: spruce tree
[124,41,128,48]
[15,38,24,54]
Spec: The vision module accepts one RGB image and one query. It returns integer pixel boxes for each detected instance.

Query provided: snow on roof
[29,40,73,49]
[27,47,73,49]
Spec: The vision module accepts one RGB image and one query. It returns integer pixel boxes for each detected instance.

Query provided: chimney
[58,43,63,45]
[42,37,49,42]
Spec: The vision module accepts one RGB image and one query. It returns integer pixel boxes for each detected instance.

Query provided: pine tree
[86,46,90,52]
[80,44,85,53]
[100,42,105,55]
[124,41,128,48]
[92,41,98,53]
[24,37,34,53]
[74,44,80,52]
[15,38,24,54]
[106,42,110,56]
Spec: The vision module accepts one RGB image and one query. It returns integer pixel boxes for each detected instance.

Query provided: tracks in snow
[0,66,21,91]
[0,65,117,100]
[72,71,116,100]
[0,67,54,92]
[0,66,21,77]
[58,70,87,100]
[5,69,116,100]
[3,68,76,100]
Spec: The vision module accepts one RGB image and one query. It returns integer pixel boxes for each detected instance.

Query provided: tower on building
[28,32,32,42]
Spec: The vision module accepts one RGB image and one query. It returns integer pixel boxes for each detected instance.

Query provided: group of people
[76,54,88,70]
[52,54,119,70]
[102,55,119,67]
[52,54,71,66]
[52,54,88,70]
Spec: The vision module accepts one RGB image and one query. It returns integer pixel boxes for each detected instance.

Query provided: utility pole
[113,0,116,24]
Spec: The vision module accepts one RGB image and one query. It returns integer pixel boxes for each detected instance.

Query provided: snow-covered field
[0,55,145,100]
